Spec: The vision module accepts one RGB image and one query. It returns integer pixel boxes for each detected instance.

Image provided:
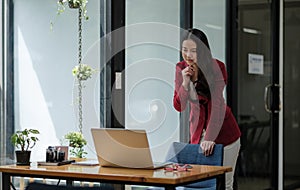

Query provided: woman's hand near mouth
[189,62,198,82]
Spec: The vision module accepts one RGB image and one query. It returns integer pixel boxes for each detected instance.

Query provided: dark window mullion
[3,0,15,162]
[270,0,280,188]
[110,0,125,128]
[180,0,192,30]
[226,0,238,117]
[179,0,192,143]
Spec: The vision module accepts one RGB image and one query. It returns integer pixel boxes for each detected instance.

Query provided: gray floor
[237,177,300,190]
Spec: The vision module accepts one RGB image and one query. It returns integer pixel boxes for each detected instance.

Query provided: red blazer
[173,60,241,146]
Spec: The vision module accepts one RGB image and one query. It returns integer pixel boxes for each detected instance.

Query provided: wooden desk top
[0,164,231,186]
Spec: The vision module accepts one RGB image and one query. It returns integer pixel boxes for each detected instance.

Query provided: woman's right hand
[181,66,194,90]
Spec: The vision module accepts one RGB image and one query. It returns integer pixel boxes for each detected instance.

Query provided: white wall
[13,0,100,161]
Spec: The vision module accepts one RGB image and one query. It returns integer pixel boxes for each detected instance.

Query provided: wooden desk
[0,164,231,190]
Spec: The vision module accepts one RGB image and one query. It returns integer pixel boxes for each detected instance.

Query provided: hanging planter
[68,0,80,9]
[72,62,95,139]
[72,64,95,81]
[55,0,95,158]
[57,0,89,20]
[72,6,95,136]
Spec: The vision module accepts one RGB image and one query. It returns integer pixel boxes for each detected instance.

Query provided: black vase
[15,150,31,165]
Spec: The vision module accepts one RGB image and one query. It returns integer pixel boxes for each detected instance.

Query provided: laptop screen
[91,128,155,168]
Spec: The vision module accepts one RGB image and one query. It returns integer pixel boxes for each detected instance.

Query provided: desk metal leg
[66,179,74,186]
[217,174,226,190]
[2,173,11,190]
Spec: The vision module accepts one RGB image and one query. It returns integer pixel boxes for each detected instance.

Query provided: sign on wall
[248,53,264,75]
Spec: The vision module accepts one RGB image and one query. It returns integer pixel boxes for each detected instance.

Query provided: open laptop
[91,128,172,169]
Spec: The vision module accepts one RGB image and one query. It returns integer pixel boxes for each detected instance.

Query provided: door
[283,1,300,189]
[235,0,281,189]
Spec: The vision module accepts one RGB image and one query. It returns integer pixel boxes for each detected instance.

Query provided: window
[11,0,101,160]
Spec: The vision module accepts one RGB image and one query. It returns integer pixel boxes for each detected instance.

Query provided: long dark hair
[181,28,215,99]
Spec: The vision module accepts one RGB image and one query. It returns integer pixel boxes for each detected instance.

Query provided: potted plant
[11,128,40,165]
[54,0,95,148]
[64,131,87,158]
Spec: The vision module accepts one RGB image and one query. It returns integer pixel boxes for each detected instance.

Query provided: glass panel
[125,0,180,162]
[193,0,226,62]
[193,0,226,103]
[0,0,3,164]
[13,0,101,161]
[283,1,300,189]
[236,1,272,189]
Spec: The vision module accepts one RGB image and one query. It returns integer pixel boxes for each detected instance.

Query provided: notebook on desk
[91,128,172,169]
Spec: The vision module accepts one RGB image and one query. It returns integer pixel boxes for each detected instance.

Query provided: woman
[173,28,241,190]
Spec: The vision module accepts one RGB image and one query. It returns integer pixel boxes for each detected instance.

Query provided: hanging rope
[78,7,83,133]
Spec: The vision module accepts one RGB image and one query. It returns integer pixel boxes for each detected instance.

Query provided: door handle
[264,84,281,113]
